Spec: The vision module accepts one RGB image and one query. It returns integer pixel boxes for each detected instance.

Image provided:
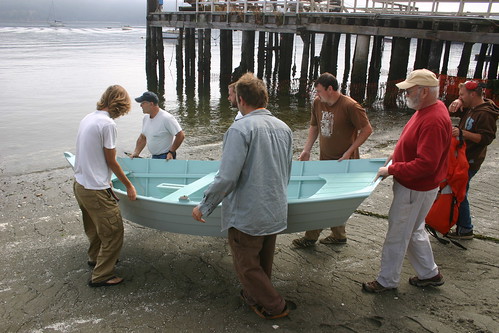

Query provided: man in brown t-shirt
[293,72,373,248]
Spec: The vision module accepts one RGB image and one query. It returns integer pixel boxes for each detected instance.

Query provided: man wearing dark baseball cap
[363,69,451,293]
[135,91,159,104]
[130,91,184,159]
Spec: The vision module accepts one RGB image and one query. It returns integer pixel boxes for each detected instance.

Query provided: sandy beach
[1,115,498,333]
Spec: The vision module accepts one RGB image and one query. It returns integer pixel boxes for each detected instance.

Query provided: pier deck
[149,0,499,43]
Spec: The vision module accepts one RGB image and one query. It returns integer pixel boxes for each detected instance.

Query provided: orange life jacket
[425,133,469,247]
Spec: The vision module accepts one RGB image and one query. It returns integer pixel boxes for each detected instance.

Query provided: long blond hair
[96,85,131,118]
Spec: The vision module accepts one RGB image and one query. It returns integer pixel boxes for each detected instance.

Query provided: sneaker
[319,235,347,245]
[292,237,317,248]
[362,280,396,293]
[409,272,444,287]
[447,230,473,240]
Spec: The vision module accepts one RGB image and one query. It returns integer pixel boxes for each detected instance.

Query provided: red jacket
[389,100,452,191]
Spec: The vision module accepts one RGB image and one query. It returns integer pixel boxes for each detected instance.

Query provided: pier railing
[186,0,498,18]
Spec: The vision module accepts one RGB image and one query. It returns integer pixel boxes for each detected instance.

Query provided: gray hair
[426,86,439,99]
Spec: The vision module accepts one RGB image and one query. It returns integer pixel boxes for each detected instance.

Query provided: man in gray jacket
[192,73,293,319]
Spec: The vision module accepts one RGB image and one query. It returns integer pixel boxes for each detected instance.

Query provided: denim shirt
[198,108,293,236]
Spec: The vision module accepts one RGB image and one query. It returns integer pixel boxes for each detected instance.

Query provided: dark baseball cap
[135,91,159,104]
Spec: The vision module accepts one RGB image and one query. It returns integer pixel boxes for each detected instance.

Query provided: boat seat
[161,172,217,201]
[156,183,186,190]
[311,172,375,198]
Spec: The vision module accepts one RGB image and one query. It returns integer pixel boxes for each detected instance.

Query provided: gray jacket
[198,108,293,236]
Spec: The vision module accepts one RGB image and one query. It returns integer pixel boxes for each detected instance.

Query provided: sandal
[319,236,347,244]
[362,280,396,293]
[88,276,124,287]
[254,302,291,320]
[292,237,316,248]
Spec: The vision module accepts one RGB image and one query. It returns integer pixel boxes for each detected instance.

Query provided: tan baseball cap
[396,69,439,89]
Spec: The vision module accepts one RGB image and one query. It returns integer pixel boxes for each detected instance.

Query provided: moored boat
[64,153,385,237]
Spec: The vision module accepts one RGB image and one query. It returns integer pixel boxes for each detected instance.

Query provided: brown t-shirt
[310,95,370,160]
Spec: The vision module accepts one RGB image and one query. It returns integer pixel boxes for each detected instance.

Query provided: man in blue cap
[130,91,185,160]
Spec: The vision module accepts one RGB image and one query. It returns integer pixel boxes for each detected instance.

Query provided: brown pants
[304,225,347,241]
[228,228,286,315]
[73,181,123,283]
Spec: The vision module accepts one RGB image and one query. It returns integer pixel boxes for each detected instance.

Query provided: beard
[406,94,420,110]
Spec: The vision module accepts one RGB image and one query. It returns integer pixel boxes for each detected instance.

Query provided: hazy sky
[0,0,147,24]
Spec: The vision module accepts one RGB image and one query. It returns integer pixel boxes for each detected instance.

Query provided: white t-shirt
[235,111,243,121]
[74,110,116,190]
[142,109,182,155]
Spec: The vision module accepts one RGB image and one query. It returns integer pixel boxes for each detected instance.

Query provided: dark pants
[228,227,285,315]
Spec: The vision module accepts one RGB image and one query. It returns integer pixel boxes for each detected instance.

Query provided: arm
[448,99,462,114]
[339,123,373,161]
[374,153,393,181]
[451,126,482,144]
[131,134,147,158]
[192,128,247,222]
[299,125,319,161]
[104,148,137,200]
[167,130,185,160]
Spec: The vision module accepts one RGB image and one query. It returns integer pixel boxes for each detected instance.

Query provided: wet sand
[1,115,498,332]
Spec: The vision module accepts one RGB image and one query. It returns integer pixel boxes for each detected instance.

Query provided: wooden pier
[145,0,499,107]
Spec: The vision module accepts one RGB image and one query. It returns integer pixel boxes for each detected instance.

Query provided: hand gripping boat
[64,152,385,237]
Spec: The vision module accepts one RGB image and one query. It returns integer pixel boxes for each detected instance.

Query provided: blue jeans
[456,169,478,232]
[152,153,167,159]
[152,151,176,159]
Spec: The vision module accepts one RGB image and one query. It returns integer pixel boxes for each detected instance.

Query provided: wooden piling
[185,28,196,92]
[320,33,332,73]
[350,34,371,103]
[273,32,280,79]
[384,37,411,109]
[198,29,205,88]
[278,33,294,93]
[204,29,211,87]
[299,31,311,97]
[176,28,184,92]
[233,30,255,81]
[427,41,444,74]
[341,34,351,95]
[219,30,233,86]
[196,29,211,92]
[441,41,452,75]
[366,35,384,106]
[146,28,158,92]
[457,42,474,78]
[489,44,498,80]
[413,39,431,70]
[474,44,488,79]
[308,33,316,81]
[146,0,159,92]
[257,32,266,79]
[265,33,274,82]
[320,33,340,76]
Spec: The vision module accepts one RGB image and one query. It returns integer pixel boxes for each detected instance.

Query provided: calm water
[0,22,480,175]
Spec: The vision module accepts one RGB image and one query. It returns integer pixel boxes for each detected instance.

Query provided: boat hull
[64,153,385,237]
[113,157,385,237]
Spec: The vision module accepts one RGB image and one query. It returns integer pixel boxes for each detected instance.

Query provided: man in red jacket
[363,69,452,293]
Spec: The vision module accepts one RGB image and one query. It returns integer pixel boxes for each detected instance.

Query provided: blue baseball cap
[135,91,159,104]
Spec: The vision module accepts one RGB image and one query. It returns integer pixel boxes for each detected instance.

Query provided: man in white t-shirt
[131,91,185,159]
[73,85,137,288]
